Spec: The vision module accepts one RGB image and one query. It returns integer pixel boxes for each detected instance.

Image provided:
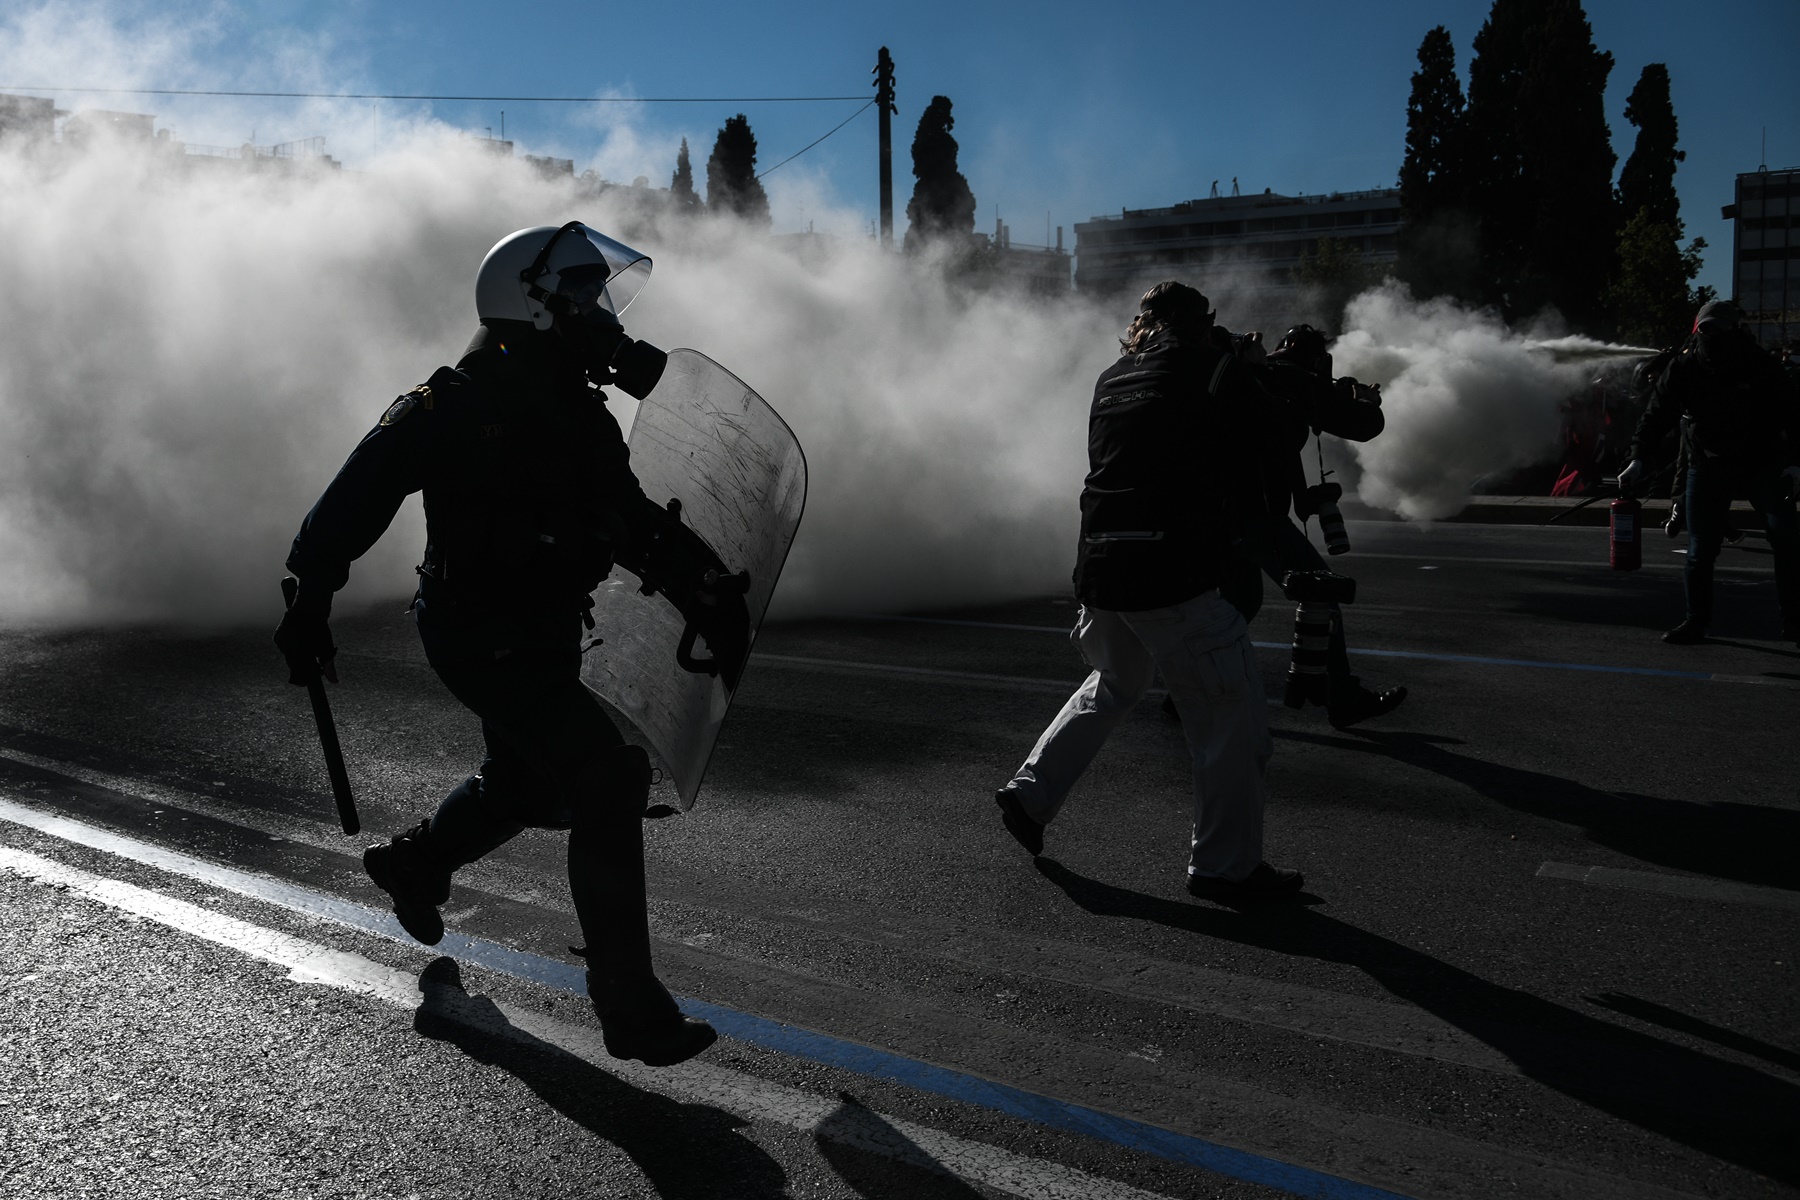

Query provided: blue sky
[6,0,1796,295]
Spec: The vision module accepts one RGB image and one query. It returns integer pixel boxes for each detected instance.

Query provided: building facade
[1073,187,1401,322]
[1724,166,1798,349]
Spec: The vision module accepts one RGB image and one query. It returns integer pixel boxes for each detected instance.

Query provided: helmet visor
[549,224,652,316]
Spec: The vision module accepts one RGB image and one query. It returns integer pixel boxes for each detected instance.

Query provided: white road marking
[0,795,1732,1199]
[754,652,1084,693]
[0,791,1587,1086]
[0,747,348,854]
[1352,551,1770,575]
[0,842,1178,1200]
[1537,862,1800,912]
[753,655,1286,705]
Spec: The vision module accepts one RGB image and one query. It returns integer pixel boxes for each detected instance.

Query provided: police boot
[1283,604,1332,708]
[587,969,717,1067]
[363,819,451,945]
[572,745,717,1067]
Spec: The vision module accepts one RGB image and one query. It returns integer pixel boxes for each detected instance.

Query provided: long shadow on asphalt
[1587,991,1800,1075]
[1276,726,1800,892]
[813,1094,990,1199]
[1034,859,1800,1186]
[411,957,789,1198]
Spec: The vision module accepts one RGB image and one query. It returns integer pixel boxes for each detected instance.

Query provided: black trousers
[413,592,654,985]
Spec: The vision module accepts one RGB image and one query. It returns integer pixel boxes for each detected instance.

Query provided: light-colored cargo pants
[1007,589,1272,881]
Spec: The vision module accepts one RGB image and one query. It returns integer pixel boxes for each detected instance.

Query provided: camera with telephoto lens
[1281,569,1357,605]
[1296,481,1351,555]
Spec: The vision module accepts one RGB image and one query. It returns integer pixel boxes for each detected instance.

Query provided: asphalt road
[1,519,1795,1200]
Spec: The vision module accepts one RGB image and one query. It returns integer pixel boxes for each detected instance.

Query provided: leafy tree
[705,114,770,227]
[1515,0,1616,332]
[1396,25,1478,301]
[1294,237,1389,330]
[670,136,700,212]
[1608,208,1709,348]
[903,95,976,252]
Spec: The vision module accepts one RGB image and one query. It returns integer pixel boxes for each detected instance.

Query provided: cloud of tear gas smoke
[1327,283,1653,521]
[0,128,1116,627]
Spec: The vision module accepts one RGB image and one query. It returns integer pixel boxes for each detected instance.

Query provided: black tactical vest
[416,362,621,615]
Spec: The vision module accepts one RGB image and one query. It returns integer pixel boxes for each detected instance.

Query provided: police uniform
[286,324,686,1032]
[1001,329,1277,885]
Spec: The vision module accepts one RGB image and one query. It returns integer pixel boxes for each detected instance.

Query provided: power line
[758,100,874,180]
[0,85,866,103]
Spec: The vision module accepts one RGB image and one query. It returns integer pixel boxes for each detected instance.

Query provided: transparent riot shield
[580,349,807,809]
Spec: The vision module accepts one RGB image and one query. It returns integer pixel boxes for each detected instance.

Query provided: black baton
[281,577,360,836]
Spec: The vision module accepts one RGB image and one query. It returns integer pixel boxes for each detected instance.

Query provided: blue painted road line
[0,795,1414,1200]
[673,999,1416,1200]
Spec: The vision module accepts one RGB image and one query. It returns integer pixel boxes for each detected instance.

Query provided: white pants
[1008,590,1272,881]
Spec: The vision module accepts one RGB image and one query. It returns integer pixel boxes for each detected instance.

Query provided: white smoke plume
[0,127,1114,626]
[0,6,1656,628]
[1329,283,1651,521]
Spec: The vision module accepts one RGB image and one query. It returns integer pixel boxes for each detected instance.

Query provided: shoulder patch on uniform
[379,384,434,427]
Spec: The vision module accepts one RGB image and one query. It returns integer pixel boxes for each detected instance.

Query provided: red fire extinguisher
[1610,495,1642,571]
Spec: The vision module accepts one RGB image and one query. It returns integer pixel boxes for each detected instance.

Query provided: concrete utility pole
[874,47,897,249]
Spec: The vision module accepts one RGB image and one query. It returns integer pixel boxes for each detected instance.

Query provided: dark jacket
[1255,359,1385,516]
[1630,331,1797,468]
[286,326,655,623]
[1073,334,1268,611]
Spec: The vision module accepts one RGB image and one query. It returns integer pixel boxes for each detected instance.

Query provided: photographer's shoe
[1663,511,1685,538]
[1661,619,1707,644]
[1327,684,1408,730]
[1187,862,1304,903]
[994,787,1044,856]
[364,819,451,946]
[589,973,717,1067]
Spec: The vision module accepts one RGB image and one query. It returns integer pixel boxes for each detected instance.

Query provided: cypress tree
[1609,64,1705,346]
[1516,0,1616,331]
[705,114,770,227]
[903,95,977,252]
[1396,25,1477,301]
[1464,0,1543,312]
[1616,64,1681,227]
[670,136,700,212]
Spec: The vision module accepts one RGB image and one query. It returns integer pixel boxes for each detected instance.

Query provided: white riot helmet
[474,222,666,398]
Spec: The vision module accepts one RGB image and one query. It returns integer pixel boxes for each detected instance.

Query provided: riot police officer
[1619,300,1800,644]
[995,282,1304,903]
[275,222,743,1067]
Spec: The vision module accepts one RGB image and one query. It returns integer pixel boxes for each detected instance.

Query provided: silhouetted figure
[277,222,742,1067]
[994,282,1303,904]
[1619,300,1800,645]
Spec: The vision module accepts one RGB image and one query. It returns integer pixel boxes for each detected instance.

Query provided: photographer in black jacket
[994,282,1304,904]
[1232,325,1406,727]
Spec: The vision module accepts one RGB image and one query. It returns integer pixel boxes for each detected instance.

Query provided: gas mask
[514,222,669,399]
[551,263,669,399]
